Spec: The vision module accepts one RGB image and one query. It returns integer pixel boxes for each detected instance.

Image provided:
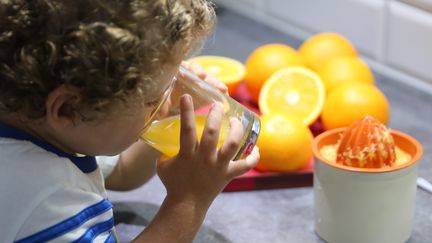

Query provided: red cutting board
[223,158,314,192]
[222,83,324,192]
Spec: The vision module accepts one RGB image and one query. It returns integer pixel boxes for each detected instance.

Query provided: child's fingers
[217,118,244,163]
[177,62,207,88]
[226,146,260,178]
[178,94,198,156]
[199,102,223,156]
[181,60,228,94]
[204,73,228,94]
[189,62,207,80]
[181,60,190,69]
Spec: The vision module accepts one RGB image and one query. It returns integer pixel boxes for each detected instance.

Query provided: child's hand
[156,94,259,206]
[181,61,229,94]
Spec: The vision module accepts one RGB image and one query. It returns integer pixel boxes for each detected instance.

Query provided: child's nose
[154,96,172,120]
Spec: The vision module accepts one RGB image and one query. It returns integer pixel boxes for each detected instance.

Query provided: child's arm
[133,94,260,243]
[104,141,161,191]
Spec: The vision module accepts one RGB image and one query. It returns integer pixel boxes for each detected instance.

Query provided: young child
[0,0,259,242]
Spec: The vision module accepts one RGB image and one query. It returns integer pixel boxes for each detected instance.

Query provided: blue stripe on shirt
[15,199,113,243]
[104,231,116,243]
[73,217,115,243]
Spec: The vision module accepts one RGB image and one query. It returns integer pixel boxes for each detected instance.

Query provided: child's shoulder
[0,138,88,203]
[0,138,109,241]
[0,137,105,190]
[0,137,79,181]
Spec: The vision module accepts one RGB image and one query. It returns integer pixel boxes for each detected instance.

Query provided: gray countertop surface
[108,7,432,243]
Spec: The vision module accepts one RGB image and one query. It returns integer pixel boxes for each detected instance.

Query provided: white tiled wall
[226,0,263,8]
[387,1,432,82]
[215,0,432,87]
[400,0,432,12]
[268,0,385,59]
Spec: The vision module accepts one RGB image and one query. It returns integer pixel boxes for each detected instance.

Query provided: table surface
[108,7,432,243]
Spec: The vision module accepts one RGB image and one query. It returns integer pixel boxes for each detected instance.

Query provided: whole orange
[319,56,374,93]
[256,114,313,172]
[244,43,306,103]
[299,32,357,71]
[321,82,390,130]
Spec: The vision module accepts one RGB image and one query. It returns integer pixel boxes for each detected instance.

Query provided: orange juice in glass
[140,66,260,160]
[141,114,229,158]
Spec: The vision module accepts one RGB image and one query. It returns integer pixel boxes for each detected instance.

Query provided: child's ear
[45,85,82,129]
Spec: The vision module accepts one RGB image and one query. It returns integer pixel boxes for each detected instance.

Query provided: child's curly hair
[0,0,215,120]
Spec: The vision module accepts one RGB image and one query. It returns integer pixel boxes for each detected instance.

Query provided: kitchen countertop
[108,7,432,243]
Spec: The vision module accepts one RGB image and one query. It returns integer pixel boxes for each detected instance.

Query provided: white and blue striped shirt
[0,123,117,242]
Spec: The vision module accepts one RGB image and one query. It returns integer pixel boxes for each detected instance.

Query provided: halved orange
[188,55,246,95]
[258,67,325,126]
